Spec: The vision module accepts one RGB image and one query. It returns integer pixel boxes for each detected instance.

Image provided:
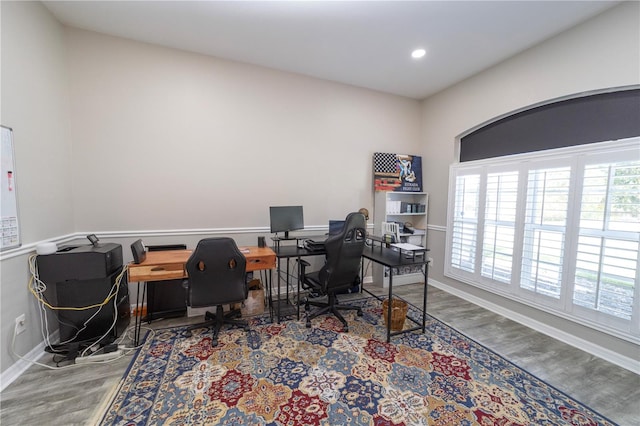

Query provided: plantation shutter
[482,171,518,283]
[573,160,640,320]
[520,166,571,298]
[450,173,481,273]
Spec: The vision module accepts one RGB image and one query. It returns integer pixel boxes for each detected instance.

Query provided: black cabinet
[145,244,187,321]
[37,243,129,344]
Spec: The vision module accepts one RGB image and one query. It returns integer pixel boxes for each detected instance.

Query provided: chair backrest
[186,237,247,308]
[318,212,366,293]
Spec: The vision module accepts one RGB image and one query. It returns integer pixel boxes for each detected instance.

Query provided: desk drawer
[245,255,276,272]
[128,263,187,282]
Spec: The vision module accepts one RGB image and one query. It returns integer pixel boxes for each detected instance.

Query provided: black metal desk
[271,236,429,342]
[271,238,326,323]
[361,240,429,342]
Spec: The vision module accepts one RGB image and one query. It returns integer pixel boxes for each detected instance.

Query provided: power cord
[10,324,129,370]
[26,254,131,361]
[11,319,156,369]
[16,253,166,369]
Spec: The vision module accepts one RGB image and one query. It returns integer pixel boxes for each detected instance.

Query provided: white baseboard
[0,331,56,392]
[428,278,640,374]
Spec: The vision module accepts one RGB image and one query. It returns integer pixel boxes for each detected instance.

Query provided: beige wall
[1,1,73,242]
[422,1,639,227]
[66,29,422,232]
[1,1,72,375]
[420,2,639,362]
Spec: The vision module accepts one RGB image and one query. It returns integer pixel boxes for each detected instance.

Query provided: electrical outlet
[15,314,26,335]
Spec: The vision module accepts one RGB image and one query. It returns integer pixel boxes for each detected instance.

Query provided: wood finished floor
[1,284,638,425]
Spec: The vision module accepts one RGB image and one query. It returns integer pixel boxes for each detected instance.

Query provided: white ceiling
[43,1,620,100]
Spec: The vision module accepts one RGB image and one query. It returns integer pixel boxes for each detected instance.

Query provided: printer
[37,243,123,284]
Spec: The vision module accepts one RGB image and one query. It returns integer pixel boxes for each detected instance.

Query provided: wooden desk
[128,246,276,282]
[128,246,276,344]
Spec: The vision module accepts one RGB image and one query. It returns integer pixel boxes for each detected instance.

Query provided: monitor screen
[270,206,304,238]
[328,220,345,236]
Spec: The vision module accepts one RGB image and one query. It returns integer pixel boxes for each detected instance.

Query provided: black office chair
[298,212,366,332]
[183,238,249,346]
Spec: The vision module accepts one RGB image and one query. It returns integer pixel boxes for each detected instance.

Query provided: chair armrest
[297,259,311,267]
[296,258,311,284]
[297,259,311,273]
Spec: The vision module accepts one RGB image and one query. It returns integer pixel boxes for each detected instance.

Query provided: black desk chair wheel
[298,212,366,332]
[183,238,250,346]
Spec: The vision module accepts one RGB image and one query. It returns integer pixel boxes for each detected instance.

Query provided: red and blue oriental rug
[97,297,616,425]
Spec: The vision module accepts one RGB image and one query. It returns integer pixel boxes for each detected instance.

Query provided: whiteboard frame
[1,125,21,251]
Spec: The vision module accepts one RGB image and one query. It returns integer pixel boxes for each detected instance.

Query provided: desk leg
[134,281,146,347]
[286,258,290,304]
[134,282,139,346]
[386,270,393,343]
[266,268,273,323]
[276,257,282,324]
[296,257,301,320]
[422,263,428,333]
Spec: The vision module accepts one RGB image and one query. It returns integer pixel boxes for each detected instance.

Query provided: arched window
[445,88,640,343]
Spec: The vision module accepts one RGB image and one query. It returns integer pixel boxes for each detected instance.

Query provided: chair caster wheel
[244,326,250,331]
[184,331,192,338]
[343,327,349,333]
[357,310,363,317]
[306,321,311,328]
[211,339,218,347]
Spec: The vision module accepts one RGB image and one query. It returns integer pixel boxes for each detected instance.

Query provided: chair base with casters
[183,305,249,346]
[304,292,363,332]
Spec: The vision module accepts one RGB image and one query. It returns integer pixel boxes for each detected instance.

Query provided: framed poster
[373,152,422,192]
[1,125,21,250]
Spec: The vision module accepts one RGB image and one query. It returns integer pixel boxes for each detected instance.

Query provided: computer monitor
[269,206,304,239]
[328,220,345,236]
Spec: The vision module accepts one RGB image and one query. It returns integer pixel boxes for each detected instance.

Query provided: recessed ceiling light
[411,48,426,59]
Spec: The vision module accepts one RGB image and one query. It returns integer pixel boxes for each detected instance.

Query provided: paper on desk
[391,243,424,251]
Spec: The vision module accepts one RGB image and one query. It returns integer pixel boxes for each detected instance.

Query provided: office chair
[298,212,366,332]
[183,238,249,346]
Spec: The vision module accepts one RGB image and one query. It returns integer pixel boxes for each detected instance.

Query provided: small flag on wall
[373,152,422,192]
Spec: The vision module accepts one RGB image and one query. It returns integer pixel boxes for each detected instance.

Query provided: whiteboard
[1,126,21,250]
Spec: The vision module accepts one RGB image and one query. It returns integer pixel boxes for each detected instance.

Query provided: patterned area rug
[98,297,616,425]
